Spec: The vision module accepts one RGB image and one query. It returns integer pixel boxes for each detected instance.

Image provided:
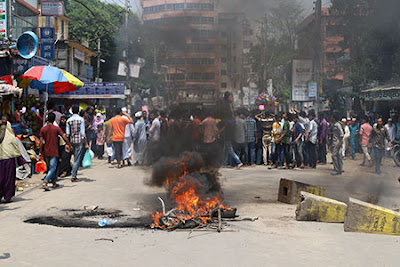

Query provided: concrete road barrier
[344,198,400,235]
[278,178,325,204]
[296,191,347,223]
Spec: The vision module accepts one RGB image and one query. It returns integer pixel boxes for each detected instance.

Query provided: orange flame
[151,169,231,229]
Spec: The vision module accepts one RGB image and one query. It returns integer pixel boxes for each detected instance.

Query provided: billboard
[50,82,127,99]
[292,60,313,102]
[41,1,64,16]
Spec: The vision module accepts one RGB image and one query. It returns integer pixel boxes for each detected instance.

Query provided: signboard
[40,27,54,60]
[308,82,317,100]
[292,59,313,101]
[85,65,93,79]
[0,0,7,38]
[50,82,127,99]
[362,88,400,101]
[117,61,141,78]
[74,48,85,61]
[41,1,64,16]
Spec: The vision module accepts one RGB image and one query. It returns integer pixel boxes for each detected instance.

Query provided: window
[233,56,236,63]
[221,83,227,88]
[167,73,185,80]
[167,4,173,10]
[187,72,215,81]
[220,70,227,75]
[221,58,227,63]
[175,3,184,10]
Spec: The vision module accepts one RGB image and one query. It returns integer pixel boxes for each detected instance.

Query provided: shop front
[361,84,400,118]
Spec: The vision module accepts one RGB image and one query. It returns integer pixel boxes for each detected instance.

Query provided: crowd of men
[5,99,400,191]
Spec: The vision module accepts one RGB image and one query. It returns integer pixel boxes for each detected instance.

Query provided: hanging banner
[40,27,55,60]
[292,59,313,102]
[308,82,317,101]
[0,0,7,38]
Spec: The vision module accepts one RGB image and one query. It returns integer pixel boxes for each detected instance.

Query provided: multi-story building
[142,0,218,107]
[297,7,348,89]
[142,0,260,108]
[216,12,259,107]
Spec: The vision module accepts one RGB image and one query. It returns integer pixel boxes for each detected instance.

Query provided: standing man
[40,113,72,190]
[109,108,133,169]
[292,115,305,169]
[255,111,274,165]
[233,111,246,164]
[369,118,391,175]
[330,113,344,175]
[359,116,373,166]
[341,118,351,159]
[133,112,147,166]
[385,118,396,156]
[148,111,161,164]
[308,110,318,168]
[66,106,89,182]
[280,112,292,169]
[349,118,359,159]
[318,113,328,164]
[270,114,282,168]
[244,110,257,166]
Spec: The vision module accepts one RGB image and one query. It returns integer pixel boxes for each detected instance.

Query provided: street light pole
[125,0,131,113]
[315,0,322,114]
[97,38,101,81]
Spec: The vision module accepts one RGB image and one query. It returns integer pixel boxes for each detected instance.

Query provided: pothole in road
[24,208,151,229]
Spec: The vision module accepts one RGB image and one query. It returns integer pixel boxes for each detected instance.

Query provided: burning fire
[149,152,235,230]
[151,164,232,229]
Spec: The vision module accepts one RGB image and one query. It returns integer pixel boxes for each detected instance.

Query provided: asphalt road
[1,155,399,266]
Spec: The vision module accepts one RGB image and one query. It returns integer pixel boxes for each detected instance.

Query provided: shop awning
[361,84,400,101]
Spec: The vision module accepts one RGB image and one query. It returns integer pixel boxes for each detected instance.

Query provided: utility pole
[97,38,101,81]
[125,0,131,113]
[315,0,322,114]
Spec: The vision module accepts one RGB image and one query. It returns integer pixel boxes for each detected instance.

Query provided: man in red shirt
[40,112,72,190]
[109,108,133,168]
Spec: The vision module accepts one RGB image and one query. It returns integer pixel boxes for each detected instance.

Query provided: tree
[248,0,304,104]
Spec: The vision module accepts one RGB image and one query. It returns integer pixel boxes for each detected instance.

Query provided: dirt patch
[24,208,151,229]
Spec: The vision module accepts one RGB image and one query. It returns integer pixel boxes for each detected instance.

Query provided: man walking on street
[40,112,72,190]
[109,108,133,169]
[349,118,359,159]
[66,106,89,182]
[359,116,372,166]
[369,118,391,174]
[330,113,344,175]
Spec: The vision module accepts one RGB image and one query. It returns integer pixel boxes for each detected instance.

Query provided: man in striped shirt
[66,106,89,182]
[244,111,257,166]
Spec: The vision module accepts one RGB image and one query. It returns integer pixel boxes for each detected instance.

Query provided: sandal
[42,183,50,191]
[71,178,80,182]
[52,183,60,188]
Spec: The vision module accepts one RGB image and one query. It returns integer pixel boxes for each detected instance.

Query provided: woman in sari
[0,114,25,203]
